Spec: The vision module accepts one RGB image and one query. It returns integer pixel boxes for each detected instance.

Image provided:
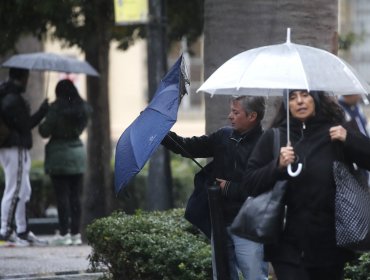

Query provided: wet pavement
[0,236,105,280]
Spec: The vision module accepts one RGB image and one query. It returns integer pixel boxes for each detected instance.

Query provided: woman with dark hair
[39,79,91,246]
[244,90,370,279]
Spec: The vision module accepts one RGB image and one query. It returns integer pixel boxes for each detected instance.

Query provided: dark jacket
[0,81,47,149]
[245,113,370,266]
[338,98,369,137]
[162,124,263,225]
[38,99,91,175]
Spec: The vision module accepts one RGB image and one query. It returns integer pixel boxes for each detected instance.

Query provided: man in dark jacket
[0,67,49,246]
[162,96,268,280]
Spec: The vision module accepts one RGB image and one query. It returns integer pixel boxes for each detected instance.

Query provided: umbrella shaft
[286,89,290,145]
[167,134,205,171]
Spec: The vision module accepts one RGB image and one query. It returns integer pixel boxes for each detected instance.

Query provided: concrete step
[1,271,104,280]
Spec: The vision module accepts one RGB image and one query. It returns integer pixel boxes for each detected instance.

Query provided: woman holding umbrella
[244,90,370,279]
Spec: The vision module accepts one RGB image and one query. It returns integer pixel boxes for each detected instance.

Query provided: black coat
[245,113,370,266]
[39,99,91,175]
[0,81,47,149]
[162,124,263,225]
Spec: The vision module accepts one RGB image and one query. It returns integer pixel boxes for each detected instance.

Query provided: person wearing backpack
[0,67,49,246]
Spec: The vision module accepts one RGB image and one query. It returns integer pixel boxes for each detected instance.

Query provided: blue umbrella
[114,55,189,194]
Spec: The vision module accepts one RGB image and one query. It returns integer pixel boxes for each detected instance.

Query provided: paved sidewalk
[0,236,105,280]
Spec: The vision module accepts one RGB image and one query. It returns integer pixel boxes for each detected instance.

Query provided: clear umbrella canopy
[2,52,99,76]
[2,52,99,97]
[198,29,370,97]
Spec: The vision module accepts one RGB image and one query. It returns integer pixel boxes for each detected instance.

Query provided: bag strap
[272,128,281,160]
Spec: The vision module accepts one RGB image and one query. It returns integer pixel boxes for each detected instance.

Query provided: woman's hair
[270,91,345,127]
[55,79,83,104]
[232,95,266,121]
[55,79,88,126]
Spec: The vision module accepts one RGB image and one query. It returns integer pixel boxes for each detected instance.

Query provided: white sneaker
[71,233,82,246]
[18,231,48,246]
[5,233,30,247]
[51,233,72,246]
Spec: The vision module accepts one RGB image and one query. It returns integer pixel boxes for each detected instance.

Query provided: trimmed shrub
[344,252,370,280]
[86,208,211,280]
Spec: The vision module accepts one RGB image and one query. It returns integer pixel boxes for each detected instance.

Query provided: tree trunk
[81,0,113,235]
[146,0,173,211]
[203,0,338,131]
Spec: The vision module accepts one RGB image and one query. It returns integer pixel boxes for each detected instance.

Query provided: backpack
[0,83,11,146]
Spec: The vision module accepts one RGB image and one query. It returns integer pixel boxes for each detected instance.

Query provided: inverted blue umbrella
[114,55,189,194]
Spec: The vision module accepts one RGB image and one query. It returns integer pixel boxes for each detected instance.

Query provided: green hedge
[86,208,212,280]
[344,252,370,280]
[85,207,370,280]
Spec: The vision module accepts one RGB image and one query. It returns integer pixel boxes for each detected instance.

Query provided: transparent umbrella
[197,28,370,176]
[2,52,99,97]
[2,52,99,76]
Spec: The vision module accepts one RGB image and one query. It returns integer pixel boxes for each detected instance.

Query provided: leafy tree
[0,2,47,54]
[0,1,203,53]
[0,0,203,231]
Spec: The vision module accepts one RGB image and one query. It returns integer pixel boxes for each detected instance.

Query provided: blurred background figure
[338,94,370,186]
[338,94,369,137]
[39,79,91,246]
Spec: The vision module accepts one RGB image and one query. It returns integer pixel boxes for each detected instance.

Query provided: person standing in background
[338,94,370,185]
[0,67,49,246]
[338,95,369,137]
[39,79,91,246]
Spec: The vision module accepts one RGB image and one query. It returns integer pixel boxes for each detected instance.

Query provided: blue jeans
[212,227,269,280]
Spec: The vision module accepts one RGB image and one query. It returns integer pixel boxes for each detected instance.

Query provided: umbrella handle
[287,163,302,177]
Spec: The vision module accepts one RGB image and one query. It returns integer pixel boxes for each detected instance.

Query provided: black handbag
[333,160,370,251]
[230,128,288,244]
[230,180,288,244]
